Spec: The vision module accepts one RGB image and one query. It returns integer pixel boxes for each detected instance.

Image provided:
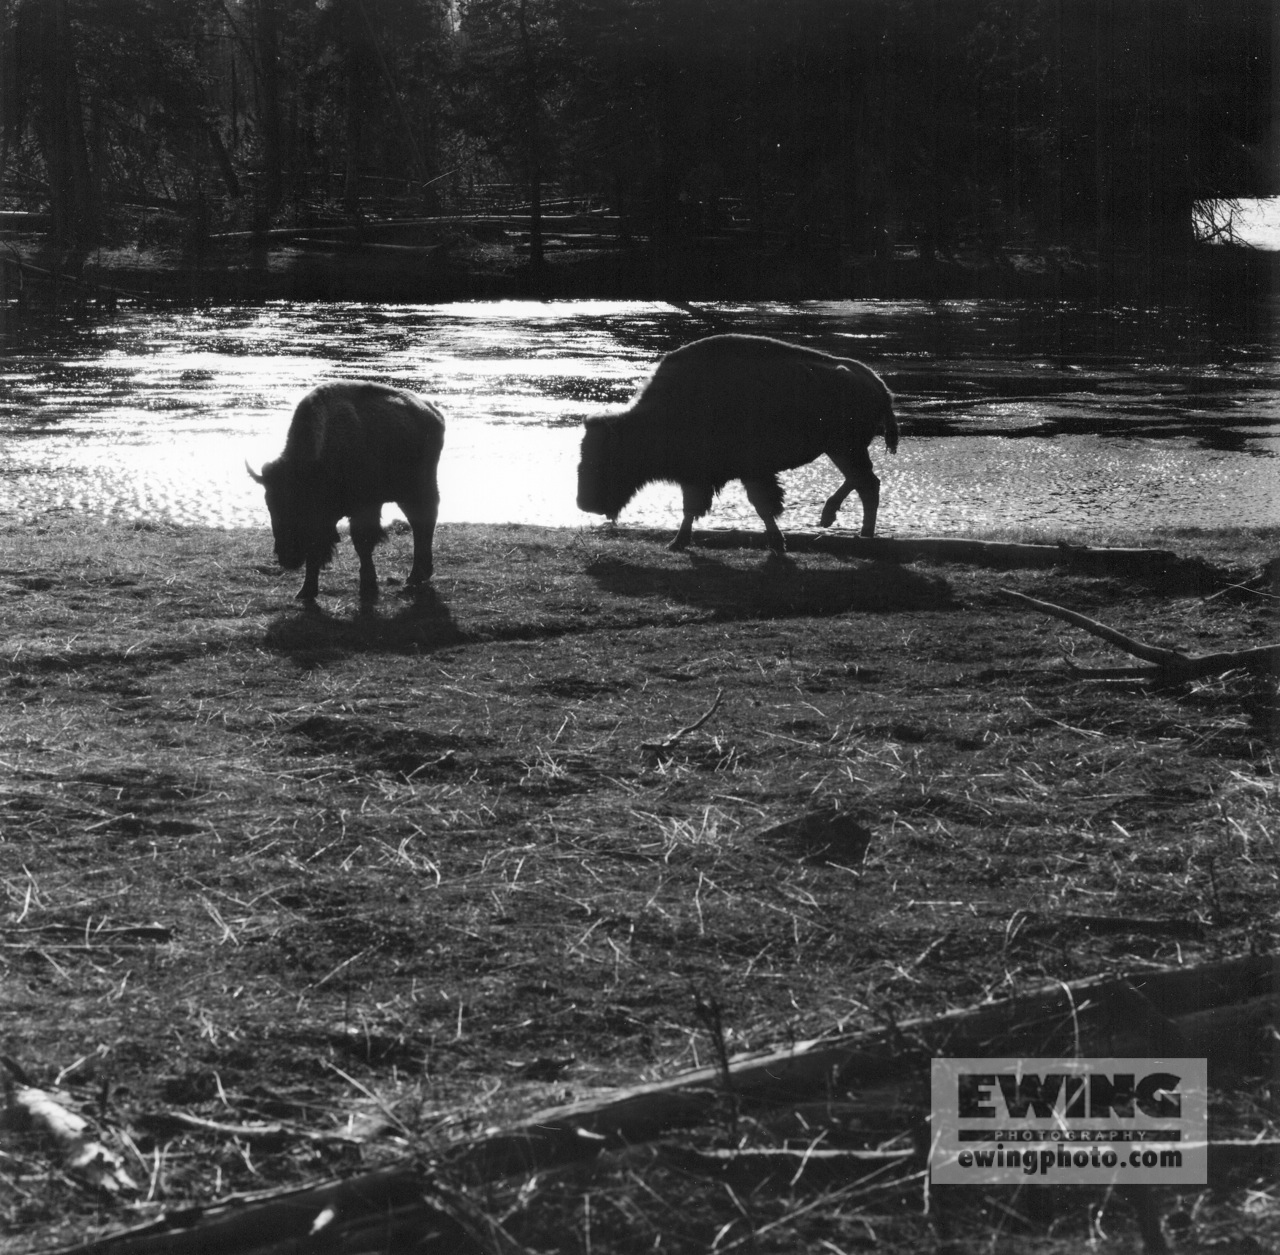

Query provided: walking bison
[249,382,445,601]
[576,333,898,554]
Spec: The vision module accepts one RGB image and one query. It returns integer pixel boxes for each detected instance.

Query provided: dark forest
[0,0,1273,300]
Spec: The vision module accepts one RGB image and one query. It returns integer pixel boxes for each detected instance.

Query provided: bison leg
[298,559,322,602]
[743,475,788,555]
[819,448,880,537]
[398,478,439,590]
[671,482,715,550]
[349,507,384,602]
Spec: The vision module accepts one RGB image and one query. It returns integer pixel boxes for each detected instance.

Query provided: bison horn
[245,460,264,484]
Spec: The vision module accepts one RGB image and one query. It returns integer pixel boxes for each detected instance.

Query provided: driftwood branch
[2,1084,138,1195]
[135,1108,363,1146]
[39,954,1276,1255]
[999,589,1280,678]
[640,689,724,753]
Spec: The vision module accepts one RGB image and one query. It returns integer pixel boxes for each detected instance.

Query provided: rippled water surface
[0,298,1275,534]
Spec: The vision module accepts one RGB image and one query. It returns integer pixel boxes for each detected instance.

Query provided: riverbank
[1,223,1274,309]
[2,518,1277,1252]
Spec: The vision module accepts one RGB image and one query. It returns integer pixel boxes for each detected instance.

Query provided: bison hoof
[816,513,835,529]
[668,536,691,552]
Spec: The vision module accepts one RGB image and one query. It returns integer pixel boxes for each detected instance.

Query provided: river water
[0,299,1275,536]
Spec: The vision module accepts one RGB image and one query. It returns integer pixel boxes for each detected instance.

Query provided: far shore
[1,227,1274,310]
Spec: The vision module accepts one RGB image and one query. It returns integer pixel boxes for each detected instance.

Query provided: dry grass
[1,516,1277,1253]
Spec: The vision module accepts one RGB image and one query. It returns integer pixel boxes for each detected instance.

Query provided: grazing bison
[248,382,445,602]
[576,333,898,554]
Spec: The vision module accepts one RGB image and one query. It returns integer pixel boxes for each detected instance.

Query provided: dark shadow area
[262,585,466,662]
[286,710,484,777]
[609,527,1245,597]
[586,551,955,617]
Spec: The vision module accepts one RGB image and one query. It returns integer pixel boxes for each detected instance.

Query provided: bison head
[576,418,631,520]
[247,458,339,572]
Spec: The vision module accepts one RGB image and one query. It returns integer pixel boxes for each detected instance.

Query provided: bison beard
[249,382,445,601]
[576,333,898,554]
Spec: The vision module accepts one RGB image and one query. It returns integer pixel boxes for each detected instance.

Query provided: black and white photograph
[0,2,1275,1251]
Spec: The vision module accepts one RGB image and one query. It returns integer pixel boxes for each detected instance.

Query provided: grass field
[1,516,1276,1253]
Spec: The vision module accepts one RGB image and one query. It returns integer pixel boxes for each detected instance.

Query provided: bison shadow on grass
[263,584,465,661]
[586,551,954,618]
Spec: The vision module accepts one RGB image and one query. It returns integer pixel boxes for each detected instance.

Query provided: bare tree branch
[999,589,1280,679]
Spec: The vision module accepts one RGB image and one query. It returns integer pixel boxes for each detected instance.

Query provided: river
[0,299,1275,536]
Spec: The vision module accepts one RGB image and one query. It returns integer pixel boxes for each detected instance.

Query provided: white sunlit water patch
[6,424,1270,536]
[865,436,1277,534]
[0,299,1275,534]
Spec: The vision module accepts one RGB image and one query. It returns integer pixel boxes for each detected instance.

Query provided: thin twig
[640,690,725,753]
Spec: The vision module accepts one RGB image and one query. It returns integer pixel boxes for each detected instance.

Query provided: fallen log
[435,955,1275,1182]
[826,536,1179,574]
[209,213,622,244]
[999,588,1280,678]
[632,528,1189,575]
[39,1166,489,1255]
[0,210,52,230]
[290,237,446,258]
[40,955,1275,1255]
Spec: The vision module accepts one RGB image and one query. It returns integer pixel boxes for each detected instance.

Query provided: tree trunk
[207,126,241,200]
[343,73,361,214]
[36,0,97,245]
[252,0,284,235]
[0,0,7,308]
[652,0,684,267]
[517,0,545,283]
[748,15,765,262]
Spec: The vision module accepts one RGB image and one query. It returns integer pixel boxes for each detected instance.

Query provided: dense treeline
[0,0,1271,264]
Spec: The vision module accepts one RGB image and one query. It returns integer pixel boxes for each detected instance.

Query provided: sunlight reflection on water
[0,299,1275,534]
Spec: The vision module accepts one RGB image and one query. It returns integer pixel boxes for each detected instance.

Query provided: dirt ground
[1,516,1277,1253]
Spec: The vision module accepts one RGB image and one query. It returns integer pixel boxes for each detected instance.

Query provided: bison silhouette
[250,382,444,601]
[577,333,897,553]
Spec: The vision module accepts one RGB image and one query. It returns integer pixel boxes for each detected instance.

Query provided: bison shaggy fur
[250,381,445,601]
[576,333,898,553]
